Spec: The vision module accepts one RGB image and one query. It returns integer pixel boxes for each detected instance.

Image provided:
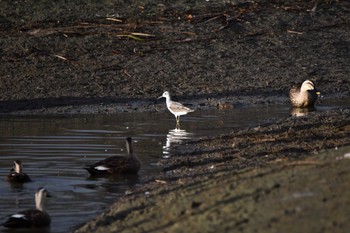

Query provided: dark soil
[0,0,349,232]
[75,109,350,233]
[0,0,349,114]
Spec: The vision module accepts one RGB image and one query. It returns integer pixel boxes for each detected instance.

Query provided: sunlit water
[0,102,347,233]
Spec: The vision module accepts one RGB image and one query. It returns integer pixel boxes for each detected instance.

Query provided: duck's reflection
[163,127,193,157]
[80,173,140,194]
[290,107,316,117]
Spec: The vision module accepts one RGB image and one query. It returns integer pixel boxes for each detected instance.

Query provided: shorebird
[289,80,320,108]
[158,91,194,126]
[84,137,141,176]
[2,187,51,228]
[6,160,31,183]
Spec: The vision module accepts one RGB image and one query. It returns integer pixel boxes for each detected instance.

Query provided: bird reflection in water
[290,107,316,117]
[163,127,193,158]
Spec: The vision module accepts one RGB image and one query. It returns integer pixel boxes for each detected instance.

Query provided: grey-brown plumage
[6,160,31,183]
[2,187,51,228]
[84,137,141,176]
[289,80,320,108]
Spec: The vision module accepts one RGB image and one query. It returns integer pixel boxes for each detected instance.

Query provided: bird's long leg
[176,116,180,128]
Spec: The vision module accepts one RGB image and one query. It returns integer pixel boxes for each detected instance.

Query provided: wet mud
[75,109,350,233]
[0,0,349,232]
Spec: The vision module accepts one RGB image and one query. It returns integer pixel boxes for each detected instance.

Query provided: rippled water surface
[0,102,347,233]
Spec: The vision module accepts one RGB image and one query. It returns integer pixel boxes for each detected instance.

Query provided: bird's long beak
[157,96,163,99]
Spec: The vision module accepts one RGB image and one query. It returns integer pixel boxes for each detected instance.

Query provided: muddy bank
[0,0,349,114]
[75,108,350,233]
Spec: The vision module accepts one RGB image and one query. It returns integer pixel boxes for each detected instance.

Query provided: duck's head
[36,187,51,199]
[35,187,51,211]
[300,80,315,92]
[126,137,132,144]
[300,80,321,95]
[13,160,23,173]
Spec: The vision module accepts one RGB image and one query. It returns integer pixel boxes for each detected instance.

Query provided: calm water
[0,102,347,233]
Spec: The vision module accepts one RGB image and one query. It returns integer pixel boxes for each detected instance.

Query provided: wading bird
[158,91,194,127]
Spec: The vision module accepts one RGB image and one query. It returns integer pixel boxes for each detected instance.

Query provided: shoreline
[74,107,350,233]
[0,92,348,116]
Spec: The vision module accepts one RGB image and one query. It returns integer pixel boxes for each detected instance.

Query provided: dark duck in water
[6,160,31,183]
[2,187,51,228]
[84,137,141,176]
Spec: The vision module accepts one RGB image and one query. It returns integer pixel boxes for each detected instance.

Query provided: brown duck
[84,137,141,176]
[289,80,320,108]
[6,160,31,183]
[2,187,51,228]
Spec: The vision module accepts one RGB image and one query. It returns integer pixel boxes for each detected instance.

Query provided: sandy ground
[0,0,349,232]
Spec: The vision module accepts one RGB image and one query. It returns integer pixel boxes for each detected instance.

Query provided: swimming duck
[2,187,51,228]
[289,80,320,108]
[6,160,31,183]
[158,91,194,126]
[84,137,141,176]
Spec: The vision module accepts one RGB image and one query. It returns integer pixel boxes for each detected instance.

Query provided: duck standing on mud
[84,137,141,176]
[289,80,320,108]
[2,187,51,228]
[158,91,194,127]
[6,160,31,183]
